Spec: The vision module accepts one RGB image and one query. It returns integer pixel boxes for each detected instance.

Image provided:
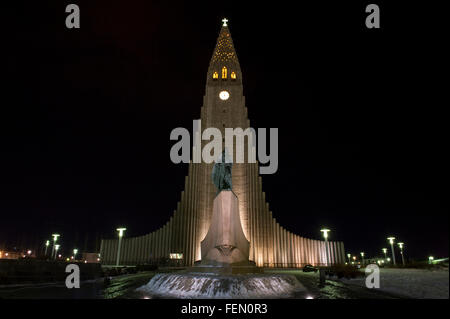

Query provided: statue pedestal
[200,191,250,265]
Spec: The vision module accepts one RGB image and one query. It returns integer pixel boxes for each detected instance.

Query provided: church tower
[99,20,346,267]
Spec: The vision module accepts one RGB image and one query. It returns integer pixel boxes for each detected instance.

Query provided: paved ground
[0,268,447,299]
[265,269,406,299]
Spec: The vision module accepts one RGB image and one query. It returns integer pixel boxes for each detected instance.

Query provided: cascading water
[136,273,306,299]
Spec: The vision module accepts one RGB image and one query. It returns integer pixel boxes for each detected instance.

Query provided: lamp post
[387,237,396,265]
[44,240,50,256]
[54,244,60,260]
[382,248,388,261]
[51,234,60,259]
[116,228,126,267]
[347,253,351,264]
[398,242,405,266]
[360,252,365,266]
[320,228,330,266]
[428,256,434,265]
[73,249,78,261]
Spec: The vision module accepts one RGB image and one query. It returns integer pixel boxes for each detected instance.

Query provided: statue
[212,149,232,193]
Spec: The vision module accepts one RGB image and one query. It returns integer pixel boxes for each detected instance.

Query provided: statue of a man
[212,149,232,194]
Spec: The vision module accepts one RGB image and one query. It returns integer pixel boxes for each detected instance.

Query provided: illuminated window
[213,71,218,79]
[222,66,227,79]
[170,253,183,260]
[231,72,236,80]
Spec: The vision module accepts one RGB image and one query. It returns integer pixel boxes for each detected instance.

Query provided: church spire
[207,18,241,84]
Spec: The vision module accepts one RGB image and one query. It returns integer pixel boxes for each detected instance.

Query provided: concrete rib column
[186,174,193,266]
[187,172,193,266]
[274,223,278,266]
[179,190,185,264]
[164,224,169,259]
[249,164,255,262]
[157,229,162,259]
[268,211,274,265]
[182,178,189,266]
[262,197,268,265]
[272,218,276,267]
[287,231,292,266]
[255,179,261,266]
[282,228,286,265]
[309,239,312,264]
[191,163,198,265]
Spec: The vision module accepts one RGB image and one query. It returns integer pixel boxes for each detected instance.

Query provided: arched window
[213,72,218,79]
[222,67,227,79]
[231,72,236,80]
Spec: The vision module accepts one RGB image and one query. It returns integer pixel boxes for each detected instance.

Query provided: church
[99,20,346,267]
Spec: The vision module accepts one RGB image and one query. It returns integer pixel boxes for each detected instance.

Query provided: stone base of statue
[201,191,250,263]
[189,190,261,274]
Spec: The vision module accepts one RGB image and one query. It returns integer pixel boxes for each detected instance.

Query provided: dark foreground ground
[0,268,447,299]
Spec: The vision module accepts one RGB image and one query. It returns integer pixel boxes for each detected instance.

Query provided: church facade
[99,21,346,267]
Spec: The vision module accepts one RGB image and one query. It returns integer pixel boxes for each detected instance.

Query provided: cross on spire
[222,18,228,27]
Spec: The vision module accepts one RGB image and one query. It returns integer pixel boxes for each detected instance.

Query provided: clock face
[219,90,230,100]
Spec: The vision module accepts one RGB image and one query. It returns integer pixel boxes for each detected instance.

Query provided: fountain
[137,150,306,298]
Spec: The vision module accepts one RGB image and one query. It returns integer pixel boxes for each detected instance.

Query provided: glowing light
[398,242,404,249]
[352,256,356,261]
[387,237,395,244]
[45,240,50,246]
[5,253,8,257]
[387,257,391,262]
[58,254,62,258]
[360,252,365,257]
[52,234,60,241]
[382,248,387,254]
[222,18,228,27]
[306,296,314,299]
[231,72,236,79]
[55,244,60,251]
[219,91,230,100]
[320,228,330,239]
[116,228,127,237]
[84,260,87,263]
[221,66,227,79]
[73,249,78,256]
[212,71,218,79]
[66,258,70,262]
[27,250,32,255]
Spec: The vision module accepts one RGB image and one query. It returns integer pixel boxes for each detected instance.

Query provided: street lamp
[45,240,50,256]
[360,252,365,266]
[320,228,330,266]
[51,234,60,259]
[382,248,388,260]
[398,242,405,265]
[347,253,351,264]
[116,227,126,266]
[387,237,396,265]
[73,249,78,260]
[54,244,60,260]
[428,256,434,265]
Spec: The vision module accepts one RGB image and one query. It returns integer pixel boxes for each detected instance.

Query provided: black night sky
[2,1,447,260]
